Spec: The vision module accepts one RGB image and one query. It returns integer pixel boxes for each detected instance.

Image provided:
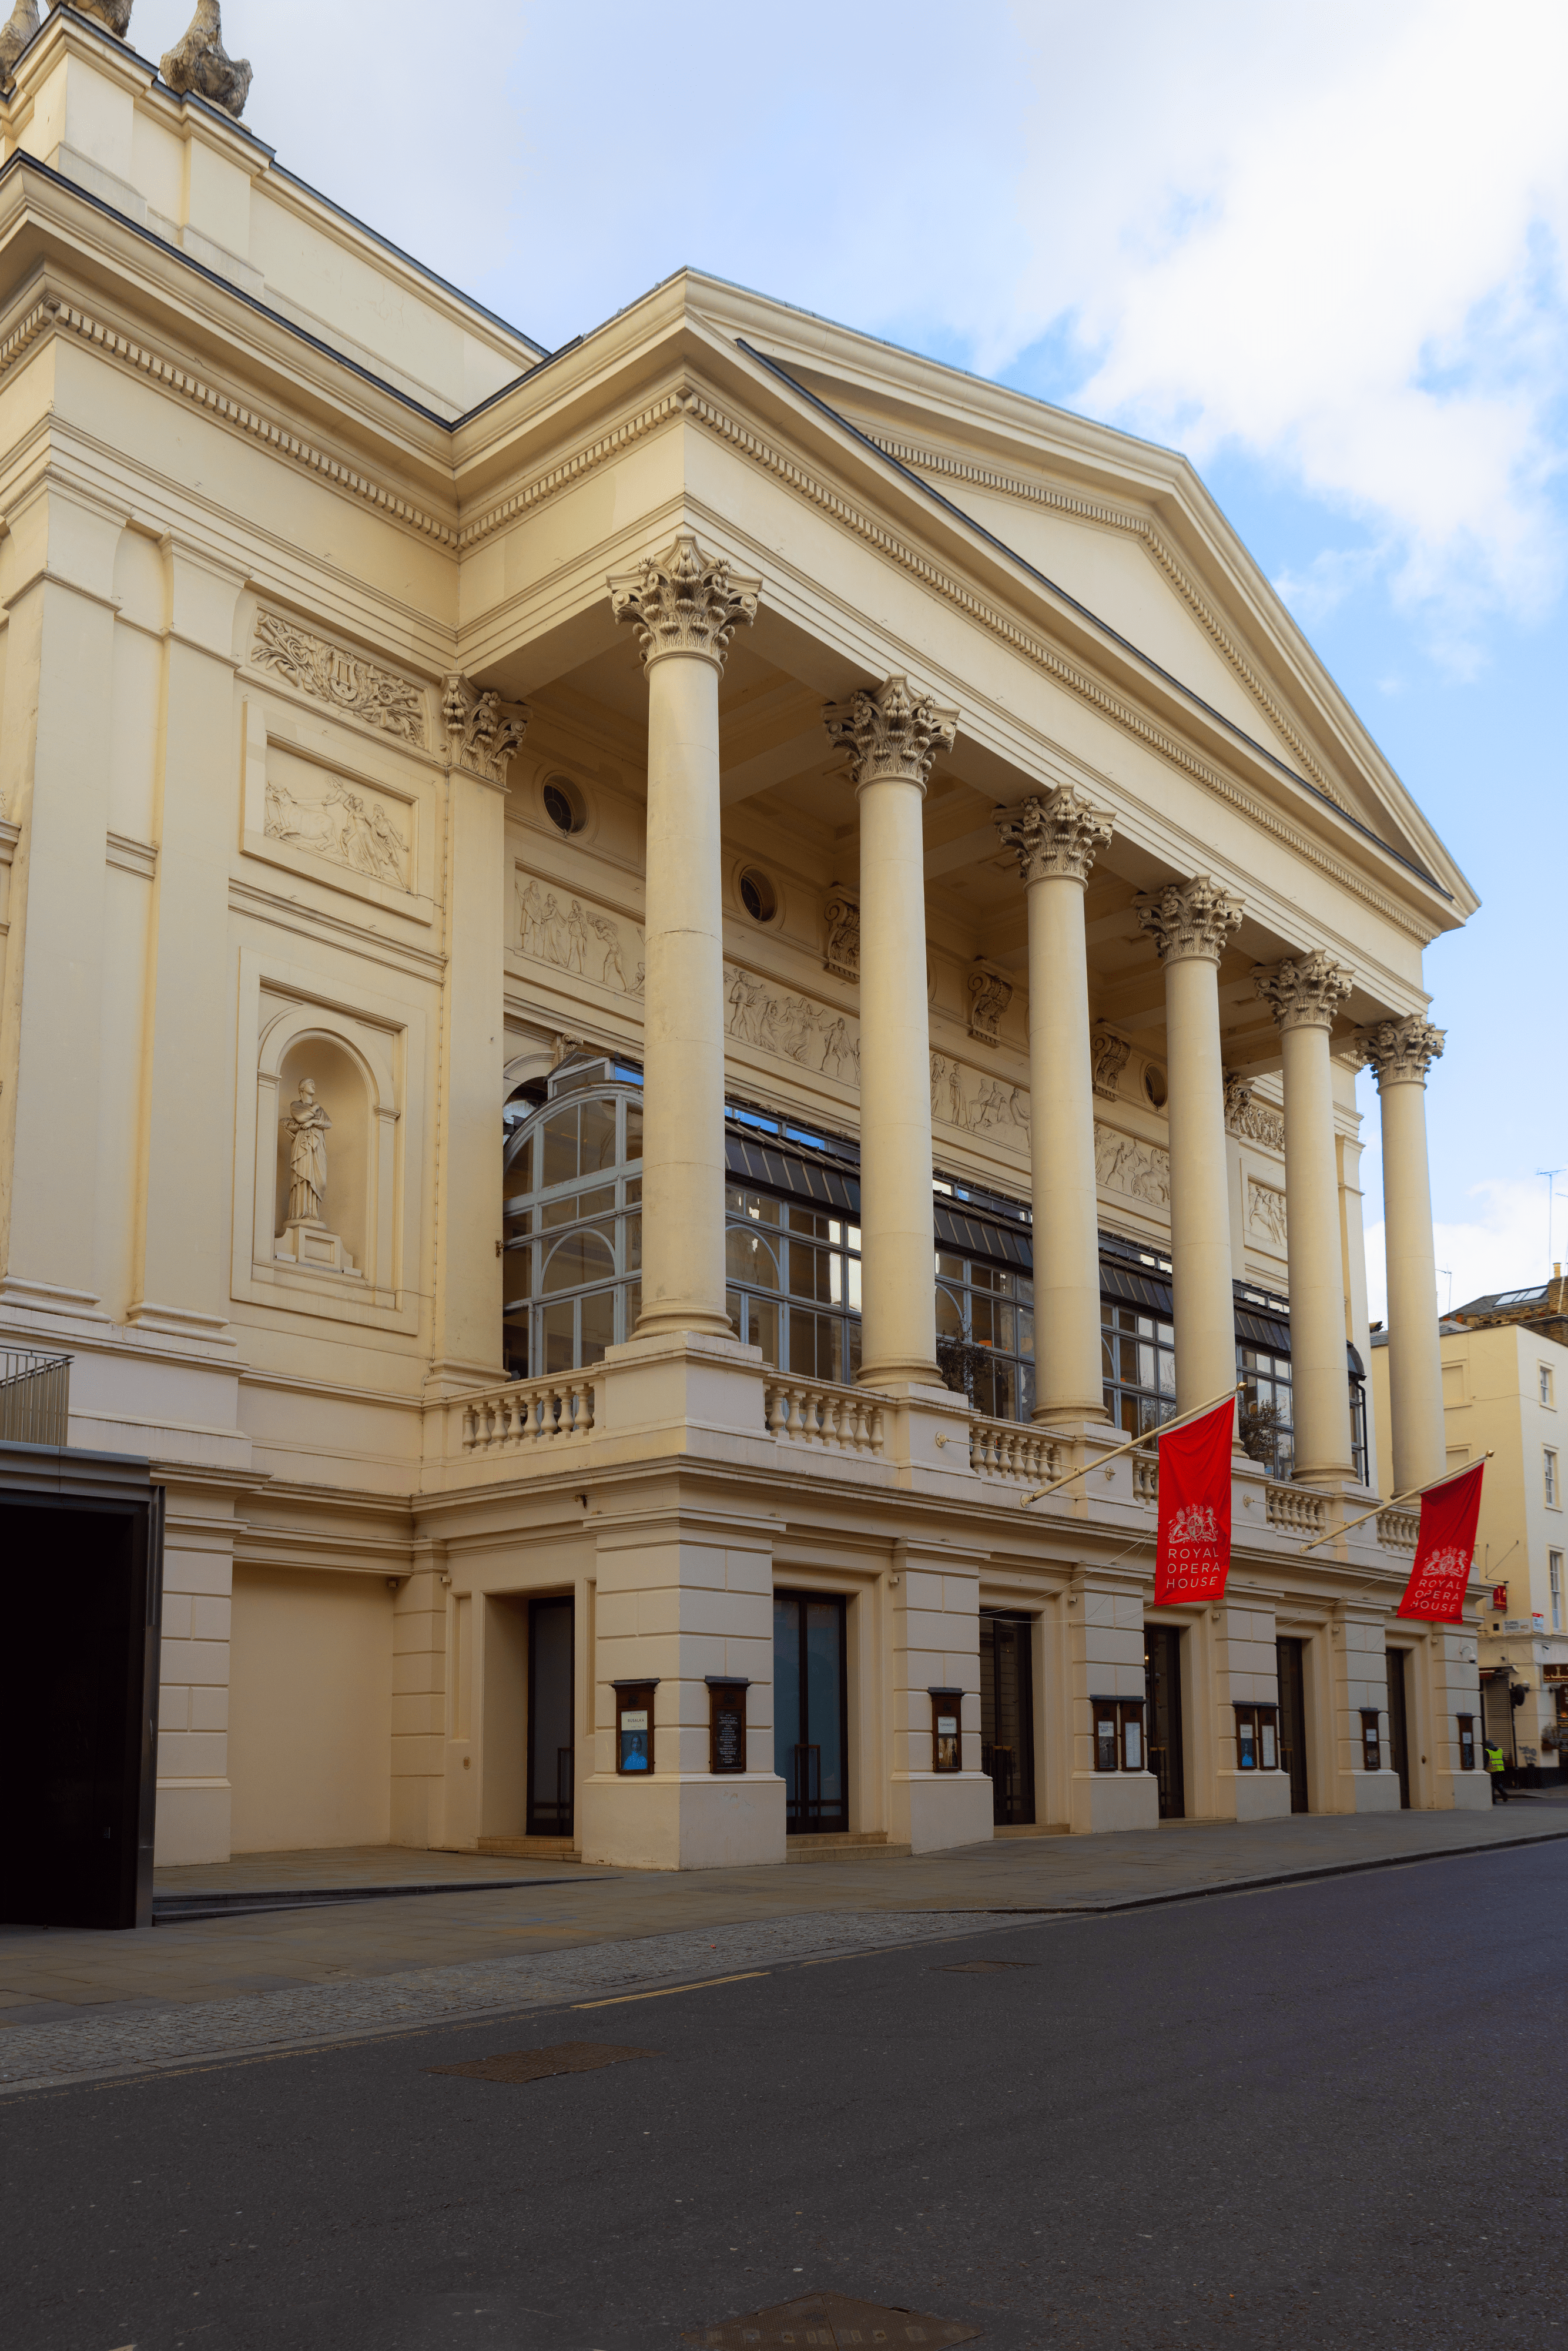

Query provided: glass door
[1276,1635,1309,1813]
[774,1592,847,1833]
[980,1613,1036,1826]
[1144,1625,1185,1819]
[527,1596,575,1838]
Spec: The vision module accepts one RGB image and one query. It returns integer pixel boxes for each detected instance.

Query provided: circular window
[739,867,777,923]
[1144,1063,1168,1110]
[542,777,587,835]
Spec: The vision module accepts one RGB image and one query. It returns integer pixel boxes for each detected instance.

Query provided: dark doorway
[1276,1635,1309,1813]
[775,1591,848,1833]
[0,1482,163,1930]
[527,1596,575,1838]
[980,1613,1035,1826]
[1144,1625,1185,1819]
[1387,1647,1412,1809]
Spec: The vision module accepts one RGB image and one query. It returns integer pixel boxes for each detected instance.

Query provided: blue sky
[170,0,1568,1311]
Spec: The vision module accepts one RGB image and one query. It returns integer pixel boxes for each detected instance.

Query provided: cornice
[866,429,1346,812]
[10,296,462,545]
[457,387,691,550]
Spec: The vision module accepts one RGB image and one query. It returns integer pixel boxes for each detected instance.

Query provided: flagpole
[1019,1384,1243,1509]
[1297,1449,1495,1554]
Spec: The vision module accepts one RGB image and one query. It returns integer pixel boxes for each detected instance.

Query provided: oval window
[542,777,587,835]
[542,1230,616,1292]
[738,867,777,923]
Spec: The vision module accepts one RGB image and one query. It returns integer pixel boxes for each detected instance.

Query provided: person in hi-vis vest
[1485,1739,1509,1803]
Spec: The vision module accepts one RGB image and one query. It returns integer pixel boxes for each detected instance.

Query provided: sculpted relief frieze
[1094,1123,1171,1207]
[251,610,428,748]
[728,966,860,1083]
[265,769,410,891]
[514,868,645,997]
[1248,1180,1288,1248]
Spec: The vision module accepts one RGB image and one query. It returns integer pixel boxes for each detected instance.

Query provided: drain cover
[934,1960,1036,1974]
[428,2039,653,2086]
[684,2289,980,2347]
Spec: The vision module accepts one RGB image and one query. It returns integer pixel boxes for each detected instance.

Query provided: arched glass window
[725,1185,862,1382]
[502,1061,644,1379]
[936,1250,1035,1421]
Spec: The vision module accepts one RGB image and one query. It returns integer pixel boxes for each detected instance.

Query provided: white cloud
[1364,1178,1558,1325]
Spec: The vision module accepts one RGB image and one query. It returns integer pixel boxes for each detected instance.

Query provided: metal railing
[0,1348,71,1446]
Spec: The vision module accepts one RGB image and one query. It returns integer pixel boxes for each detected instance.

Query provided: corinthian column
[1255,952,1355,1483]
[1359,1014,1446,1493]
[610,534,760,1338]
[1135,879,1243,1415]
[823,675,957,1386]
[997,788,1114,1425]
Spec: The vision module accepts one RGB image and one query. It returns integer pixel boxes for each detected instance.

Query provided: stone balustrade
[1376,1505,1420,1550]
[1133,1456,1158,1504]
[968,1417,1059,1482]
[1267,1481,1326,1535]
[765,1375,886,1453]
[461,1374,597,1452]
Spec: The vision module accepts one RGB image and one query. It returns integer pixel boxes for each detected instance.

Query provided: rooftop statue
[0,1,37,81]
[160,0,251,118]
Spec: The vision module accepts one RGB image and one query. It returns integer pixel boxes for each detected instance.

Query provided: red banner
[1155,1399,1234,1606]
[1397,1461,1485,1623]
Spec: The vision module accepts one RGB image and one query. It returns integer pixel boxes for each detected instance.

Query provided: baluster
[766,1382,788,1435]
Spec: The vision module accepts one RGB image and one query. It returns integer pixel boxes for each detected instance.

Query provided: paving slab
[3,1791,1564,2040]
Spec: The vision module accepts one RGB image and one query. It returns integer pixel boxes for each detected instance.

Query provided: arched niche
[252,1003,400,1302]
[274,1034,372,1271]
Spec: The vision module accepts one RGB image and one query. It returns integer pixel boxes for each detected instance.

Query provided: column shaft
[1279,1023,1354,1479]
[639,651,729,1336]
[997,789,1114,1425]
[1255,951,1355,1484]
[858,771,939,1381]
[1165,953,1237,1411]
[824,677,958,1389]
[1381,1072,1446,1492]
[610,535,760,1344]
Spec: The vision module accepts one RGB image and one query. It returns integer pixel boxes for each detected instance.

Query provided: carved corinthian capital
[996,786,1114,888]
[822,674,958,791]
[1357,1013,1445,1087]
[443,674,528,785]
[1134,876,1243,966]
[607,533,760,671]
[1254,949,1354,1033]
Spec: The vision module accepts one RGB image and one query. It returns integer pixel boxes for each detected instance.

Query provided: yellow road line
[572,1971,769,2008]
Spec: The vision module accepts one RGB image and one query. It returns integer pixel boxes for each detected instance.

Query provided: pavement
[4,1836,1565,2350]
[1,1793,1565,2102]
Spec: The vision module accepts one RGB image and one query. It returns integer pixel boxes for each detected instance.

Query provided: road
[5,1840,1566,2350]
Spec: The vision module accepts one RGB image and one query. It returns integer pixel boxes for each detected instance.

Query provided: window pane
[624,1104,644,1162]
[846,1257,862,1311]
[789,1204,829,1239]
[581,1099,618,1172]
[579,1287,615,1364]
[542,1299,574,1372]
[1017,1277,1033,1307]
[1019,1364,1036,1417]
[789,1310,835,1379]
[971,1265,1001,1294]
[749,1296,780,1367]
[516,1136,532,1193]
[727,1287,743,1338]
[972,1297,997,1347]
[847,1319,862,1379]
[542,1108,578,1188]
[542,1230,617,1292]
[626,1281,641,1328]
[543,1182,615,1229]
[504,1250,533,1302]
[726,1227,780,1288]
[624,1214,642,1271]
[625,1175,642,1205]
[1158,1352,1177,1396]
[1018,1309,1034,1360]
[936,1285,964,1338]
[790,1242,834,1302]
[937,1252,964,1280]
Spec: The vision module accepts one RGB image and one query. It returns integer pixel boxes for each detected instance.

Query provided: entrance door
[1386,1646,1412,1809]
[774,1592,847,1833]
[1276,1635,1309,1813]
[1144,1625,1185,1819]
[527,1596,575,1838]
[980,1613,1035,1826]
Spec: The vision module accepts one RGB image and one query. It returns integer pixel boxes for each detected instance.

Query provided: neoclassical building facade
[0,9,1486,1868]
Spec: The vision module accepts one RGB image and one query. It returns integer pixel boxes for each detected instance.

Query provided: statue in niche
[285,1079,332,1225]
[277,1074,359,1277]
